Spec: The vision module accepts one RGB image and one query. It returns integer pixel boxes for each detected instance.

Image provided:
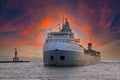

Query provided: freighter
[43,18,101,66]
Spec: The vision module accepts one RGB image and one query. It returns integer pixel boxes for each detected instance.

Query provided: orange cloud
[38,17,56,29]
[21,17,57,36]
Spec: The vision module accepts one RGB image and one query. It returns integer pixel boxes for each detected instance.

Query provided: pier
[0,48,30,63]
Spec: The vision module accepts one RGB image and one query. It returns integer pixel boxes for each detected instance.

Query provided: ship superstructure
[43,18,100,66]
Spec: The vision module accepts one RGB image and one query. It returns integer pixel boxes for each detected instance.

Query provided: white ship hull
[43,42,100,66]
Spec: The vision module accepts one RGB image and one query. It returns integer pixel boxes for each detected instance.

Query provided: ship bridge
[46,18,75,43]
[60,18,72,33]
[47,18,74,38]
[45,18,82,44]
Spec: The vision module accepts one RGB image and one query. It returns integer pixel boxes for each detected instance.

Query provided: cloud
[0,0,120,59]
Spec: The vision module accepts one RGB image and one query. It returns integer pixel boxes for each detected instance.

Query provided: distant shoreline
[0,61,30,63]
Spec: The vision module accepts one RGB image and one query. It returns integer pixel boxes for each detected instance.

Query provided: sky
[0,0,120,60]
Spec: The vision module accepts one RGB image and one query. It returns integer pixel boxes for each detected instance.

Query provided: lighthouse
[13,48,19,62]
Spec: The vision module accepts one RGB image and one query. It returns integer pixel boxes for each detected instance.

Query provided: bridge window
[50,55,54,61]
[60,56,65,61]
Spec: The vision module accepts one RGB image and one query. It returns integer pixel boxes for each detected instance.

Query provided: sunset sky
[0,0,120,60]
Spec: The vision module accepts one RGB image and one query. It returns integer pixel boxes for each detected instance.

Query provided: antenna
[49,28,51,32]
[50,24,53,32]
[62,16,64,26]
[58,24,61,31]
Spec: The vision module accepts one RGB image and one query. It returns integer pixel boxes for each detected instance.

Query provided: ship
[43,18,101,66]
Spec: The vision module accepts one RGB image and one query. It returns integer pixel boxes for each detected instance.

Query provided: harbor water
[0,60,120,80]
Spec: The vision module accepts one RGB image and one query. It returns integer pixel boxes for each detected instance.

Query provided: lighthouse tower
[13,48,19,62]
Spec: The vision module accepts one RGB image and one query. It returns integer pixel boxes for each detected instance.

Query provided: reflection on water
[0,61,120,80]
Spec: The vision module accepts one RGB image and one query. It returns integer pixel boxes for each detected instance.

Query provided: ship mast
[61,18,72,32]
[62,16,64,27]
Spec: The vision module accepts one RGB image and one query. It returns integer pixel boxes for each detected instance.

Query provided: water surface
[0,61,120,80]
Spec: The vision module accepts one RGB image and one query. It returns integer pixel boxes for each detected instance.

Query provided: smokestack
[88,43,92,50]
